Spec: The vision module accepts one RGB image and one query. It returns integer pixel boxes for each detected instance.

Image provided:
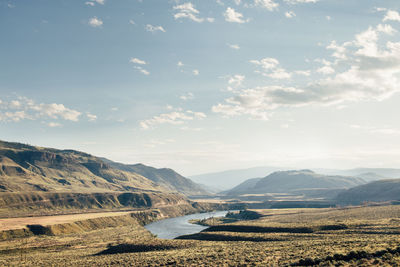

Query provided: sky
[2,0,400,176]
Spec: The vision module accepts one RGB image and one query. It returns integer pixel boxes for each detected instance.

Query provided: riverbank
[1,205,399,266]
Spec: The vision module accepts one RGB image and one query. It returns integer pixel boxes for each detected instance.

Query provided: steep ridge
[0,140,206,196]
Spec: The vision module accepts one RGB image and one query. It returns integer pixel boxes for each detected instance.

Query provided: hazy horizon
[2,0,400,175]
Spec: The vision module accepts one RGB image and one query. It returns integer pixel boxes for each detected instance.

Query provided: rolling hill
[225,170,366,196]
[0,140,207,196]
[336,179,400,204]
[189,166,283,190]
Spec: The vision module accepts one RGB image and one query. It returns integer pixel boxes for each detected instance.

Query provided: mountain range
[224,170,366,196]
[0,140,207,196]
[191,166,400,191]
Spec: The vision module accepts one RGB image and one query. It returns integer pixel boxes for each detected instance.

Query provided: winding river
[144,210,230,239]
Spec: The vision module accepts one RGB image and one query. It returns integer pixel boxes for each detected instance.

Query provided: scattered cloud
[145,24,166,32]
[284,0,318,4]
[130,57,150,75]
[213,21,400,120]
[180,92,194,101]
[254,0,279,11]
[173,2,214,23]
[0,97,82,122]
[228,43,240,50]
[48,122,62,127]
[87,113,97,121]
[224,7,249,23]
[88,17,103,27]
[129,57,147,65]
[294,70,311,76]
[285,11,296,18]
[316,59,334,75]
[383,10,400,22]
[227,74,245,91]
[85,0,105,6]
[250,57,291,79]
[140,108,206,129]
[134,66,150,75]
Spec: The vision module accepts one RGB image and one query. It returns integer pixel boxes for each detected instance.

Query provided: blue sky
[2,0,400,175]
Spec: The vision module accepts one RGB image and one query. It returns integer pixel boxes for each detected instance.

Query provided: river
[144,210,230,239]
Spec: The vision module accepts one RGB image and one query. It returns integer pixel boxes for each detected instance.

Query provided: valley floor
[1,205,400,266]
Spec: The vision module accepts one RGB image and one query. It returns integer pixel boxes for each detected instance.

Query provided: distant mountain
[225,170,366,196]
[189,166,284,190]
[222,177,262,195]
[314,168,400,182]
[103,161,208,196]
[0,140,207,196]
[336,179,400,204]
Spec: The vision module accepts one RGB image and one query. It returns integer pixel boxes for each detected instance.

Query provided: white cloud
[383,10,400,22]
[284,0,318,4]
[224,7,248,23]
[180,92,194,101]
[129,57,147,65]
[173,2,214,23]
[250,57,291,79]
[34,103,81,121]
[85,0,104,6]
[326,41,348,60]
[228,43,240,49]
[294,70,311,76]
[326,15,331,21]
[140,108,206,129]
[285,11,296,18]
[130,58,149,75]
[48,122,62,127]
[88,17,103,27]
[177,61,184,67]
[254,0,278,11]
[0,97,82,122]
[129,19,135,25]
[193,69,199,75]
[213,21,400,120]
[87,113,97,121]
[134,66,150,75]
[145,24,166,32]
[228,74,245,87]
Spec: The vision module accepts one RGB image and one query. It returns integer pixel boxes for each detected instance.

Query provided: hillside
[103,161,208,196]
[225,170,365,196]
[336,179,400,204]
[0,140,207,196]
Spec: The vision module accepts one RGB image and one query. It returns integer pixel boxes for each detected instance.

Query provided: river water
[144,210,230,239]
